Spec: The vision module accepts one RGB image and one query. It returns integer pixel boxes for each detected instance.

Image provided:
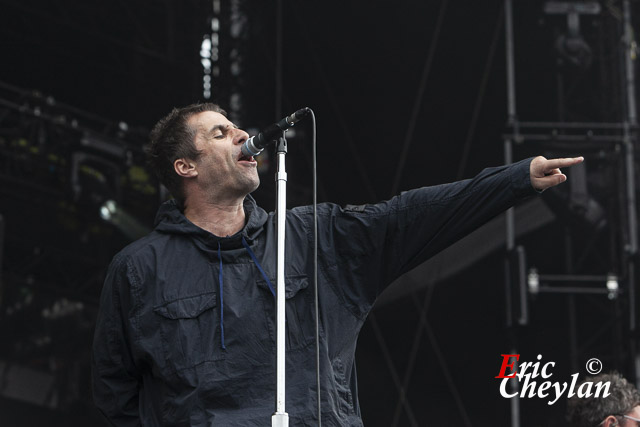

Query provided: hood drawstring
[217,237,275,351]
[242,237,275,297]
[217,242,226,350]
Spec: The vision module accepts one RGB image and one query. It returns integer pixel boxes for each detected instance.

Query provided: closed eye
[207,123,238,141]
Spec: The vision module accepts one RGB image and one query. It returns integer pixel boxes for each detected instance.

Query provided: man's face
[187,110,259,200]
[622,406,640,426]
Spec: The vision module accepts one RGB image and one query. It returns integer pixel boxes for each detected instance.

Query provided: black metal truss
[502,1,640,425]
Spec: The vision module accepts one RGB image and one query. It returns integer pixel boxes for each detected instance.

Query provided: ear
[603,415,619,427]
[174,158,198,178]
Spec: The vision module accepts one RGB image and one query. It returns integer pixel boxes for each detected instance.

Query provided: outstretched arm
[319,156,584,315]
[529,156,584,191]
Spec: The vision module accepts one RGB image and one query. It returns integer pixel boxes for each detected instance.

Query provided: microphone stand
[272,132,289,427]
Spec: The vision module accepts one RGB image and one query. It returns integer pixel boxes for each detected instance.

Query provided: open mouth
[237,151,256,163]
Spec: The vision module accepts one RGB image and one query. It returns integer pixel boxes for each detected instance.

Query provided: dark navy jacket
[92,158,536,426]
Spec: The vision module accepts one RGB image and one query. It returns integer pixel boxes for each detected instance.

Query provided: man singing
[92,103,583,426]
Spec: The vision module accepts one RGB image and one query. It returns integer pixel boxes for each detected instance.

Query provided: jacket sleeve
[320,157,537,316]
[92,254,142,426]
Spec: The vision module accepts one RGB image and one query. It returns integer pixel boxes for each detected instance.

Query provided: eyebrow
[206,123,238,136]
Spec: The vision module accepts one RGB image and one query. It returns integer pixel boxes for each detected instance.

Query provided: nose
[233,128,250,145]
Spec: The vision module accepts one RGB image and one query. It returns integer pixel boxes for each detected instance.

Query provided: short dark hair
[567,372,640,426]
[145,103,226,203]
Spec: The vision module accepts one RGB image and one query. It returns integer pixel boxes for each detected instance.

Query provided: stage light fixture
[99,200,117,221]
[544,1,600,68]
[606,273,619,300]
[99,199,150,241]
[528,268,540,294]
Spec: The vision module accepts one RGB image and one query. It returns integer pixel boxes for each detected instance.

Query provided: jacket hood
[153,194,268,250]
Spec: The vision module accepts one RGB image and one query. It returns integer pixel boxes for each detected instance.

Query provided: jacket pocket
[257,275,314,351]
[153,292,220,374]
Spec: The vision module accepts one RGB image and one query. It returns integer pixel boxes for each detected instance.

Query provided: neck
[184,197,247,237]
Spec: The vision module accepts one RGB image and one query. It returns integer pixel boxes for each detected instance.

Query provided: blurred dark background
[0,0,638,425]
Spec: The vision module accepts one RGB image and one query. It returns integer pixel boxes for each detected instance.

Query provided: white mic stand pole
[272,132,289,427]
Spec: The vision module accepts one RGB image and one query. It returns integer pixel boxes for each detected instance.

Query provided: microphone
[241,107,311,157]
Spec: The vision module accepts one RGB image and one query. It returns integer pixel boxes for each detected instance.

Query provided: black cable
[309,109,321,427]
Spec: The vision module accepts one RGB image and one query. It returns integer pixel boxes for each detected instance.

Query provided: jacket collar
[153,194,268,250]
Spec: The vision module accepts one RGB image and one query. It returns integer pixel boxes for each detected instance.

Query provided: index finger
[543,156,584,170]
